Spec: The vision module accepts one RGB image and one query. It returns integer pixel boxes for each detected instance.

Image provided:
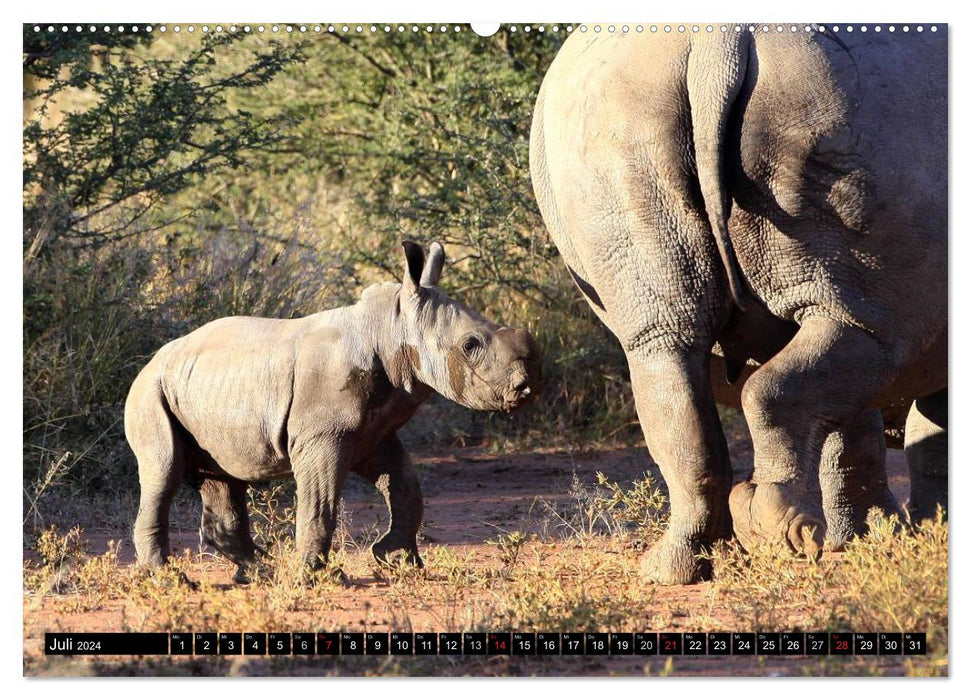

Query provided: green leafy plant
[23,28,304,260]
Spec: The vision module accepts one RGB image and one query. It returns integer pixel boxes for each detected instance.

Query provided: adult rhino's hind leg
[629,348,733,585]
[199,476,259,584]
[905,389,948,523]
[732,317,897,557]
[356,434,423,568]
[820,409,902,550]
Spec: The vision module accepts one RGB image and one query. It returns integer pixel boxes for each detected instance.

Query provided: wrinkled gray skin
[531,28,947,584]
[710,357,935,549]
[126,241,541,583]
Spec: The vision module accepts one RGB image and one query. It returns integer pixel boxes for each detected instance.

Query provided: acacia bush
[23,28,312,500]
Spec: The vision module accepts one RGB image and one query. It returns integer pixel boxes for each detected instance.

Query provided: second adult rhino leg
[905,389,948,523]
[731,317,897,557]
[356,433,424,567]
[820,409,902,550]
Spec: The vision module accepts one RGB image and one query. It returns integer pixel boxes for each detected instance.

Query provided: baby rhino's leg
[357,434,423,567]
[291,441,348,574]
[129,393,186,570]
[199,476,259,584]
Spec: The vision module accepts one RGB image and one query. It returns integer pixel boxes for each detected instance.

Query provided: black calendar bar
[44,631,928,656]
[44,633,169,655]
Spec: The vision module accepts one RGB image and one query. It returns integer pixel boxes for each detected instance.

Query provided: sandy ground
[23,437,915,677]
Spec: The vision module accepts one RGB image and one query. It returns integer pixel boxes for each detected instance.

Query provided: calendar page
[22,19,948,678]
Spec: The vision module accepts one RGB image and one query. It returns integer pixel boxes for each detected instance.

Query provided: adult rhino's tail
[687,29,751,310]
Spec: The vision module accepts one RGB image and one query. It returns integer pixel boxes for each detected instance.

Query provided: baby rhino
[125,241,541,583]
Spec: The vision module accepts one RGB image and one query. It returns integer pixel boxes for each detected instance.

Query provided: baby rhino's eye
[461,335,483,358]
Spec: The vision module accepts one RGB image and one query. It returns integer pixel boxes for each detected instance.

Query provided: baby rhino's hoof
[371,537,424,570]
[729,481,824,560]
[639,533,712,585]
[136,563,198,590]
[233,561,273,585]
[325,567,352,587]
[299,565,351,588]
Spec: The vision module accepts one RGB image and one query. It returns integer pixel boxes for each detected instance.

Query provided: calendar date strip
[45,631,927,656]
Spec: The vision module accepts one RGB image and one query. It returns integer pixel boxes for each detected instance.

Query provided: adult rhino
[530,26,947,584]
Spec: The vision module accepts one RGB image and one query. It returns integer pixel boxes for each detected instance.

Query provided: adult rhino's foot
[729,481,824,560]
[824,488,904,552]
[908,476,948,525]
[908,499,947,527]
[639,532,712,585]
[822,512,862,552]
[371,535,423,570]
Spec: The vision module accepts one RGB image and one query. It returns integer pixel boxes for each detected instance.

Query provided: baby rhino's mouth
[497,374,536,412]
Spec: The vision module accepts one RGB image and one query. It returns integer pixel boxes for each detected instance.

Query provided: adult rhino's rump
[530,26,947,584]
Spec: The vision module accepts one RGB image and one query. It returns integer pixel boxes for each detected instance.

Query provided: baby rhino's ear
[420,242,446,287]
[401,240,425,297]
